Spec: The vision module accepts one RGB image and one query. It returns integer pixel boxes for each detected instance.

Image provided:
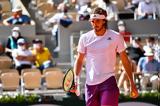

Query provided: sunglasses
[18,43,25,46]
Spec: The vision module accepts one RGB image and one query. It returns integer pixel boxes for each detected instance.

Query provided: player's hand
[130,83,139,98]
[70,83,80,96]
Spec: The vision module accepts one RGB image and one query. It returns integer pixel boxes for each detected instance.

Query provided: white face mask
[12,31,19,38]
[18,45,25,50]
[118,26,125,32]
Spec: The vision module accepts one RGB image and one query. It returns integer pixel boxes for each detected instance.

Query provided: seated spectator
[143,36,160,62]
[31,39,54,71]
[137,0,157,20]
[46,3,73,51]
[12,38,34,74]
[117,20,132,45]
[137,47,160,92]
[3,5,31,25]
[5,27,23,59]
[126,37,144,65]
[97,0,118,21]
[77,5,91,21]
[125,0,143,12]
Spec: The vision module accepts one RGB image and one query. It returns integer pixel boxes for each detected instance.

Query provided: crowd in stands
[1,26,54,75]
[0,0,159,95]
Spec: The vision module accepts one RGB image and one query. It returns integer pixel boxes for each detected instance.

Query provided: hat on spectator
[12,26,20,31]
[32,39,43,44]
[144,47,154,56]
[12,6,22,12]
[17,38,26,44]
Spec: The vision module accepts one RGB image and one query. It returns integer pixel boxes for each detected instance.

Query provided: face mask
[12,31,19,38]
[18,45,25,50]
[118,26,125,32]
[33,44,41,50]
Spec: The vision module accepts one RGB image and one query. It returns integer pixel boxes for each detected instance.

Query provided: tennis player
[72,7,138,106]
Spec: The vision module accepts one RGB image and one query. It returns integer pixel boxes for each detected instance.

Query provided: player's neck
[95,28,107,36]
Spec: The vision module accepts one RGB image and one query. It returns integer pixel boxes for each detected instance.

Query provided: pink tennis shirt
[77,29,126,85]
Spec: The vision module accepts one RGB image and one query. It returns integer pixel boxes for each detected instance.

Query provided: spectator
[143,36,160,61]
[46,3,73,51]
[5,27,23,59]
[137,0,157,20]
[137,47,160,92]
[77,5,91,21]
[97,0,118,21]
[31,39,54,71]
[125,0,143,12]
[126,37,144,65]
[3,5,31,25]
[117,20,132,45]
[12,38,34,74]
[143,36,155,51]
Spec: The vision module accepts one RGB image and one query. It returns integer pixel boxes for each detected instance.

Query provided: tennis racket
[62,68,80,96]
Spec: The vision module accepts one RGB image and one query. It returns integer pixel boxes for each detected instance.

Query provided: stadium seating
[0,56,12,69]
[21,68,42,94]
[43,67,64,89]
[0,70,20,91]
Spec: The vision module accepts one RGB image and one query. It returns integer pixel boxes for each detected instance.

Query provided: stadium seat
[21,68,41,94]
[0,70,20,91]
[0,0,11,12]
[0,56,12,69]
[43,67,64,89]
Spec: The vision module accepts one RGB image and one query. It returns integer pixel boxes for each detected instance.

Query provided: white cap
[17,38,26,44]
[12,6,22,12]
[12,27,20,31]
[144,47,154,56]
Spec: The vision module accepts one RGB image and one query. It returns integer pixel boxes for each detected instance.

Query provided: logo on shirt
[107,37,112,40]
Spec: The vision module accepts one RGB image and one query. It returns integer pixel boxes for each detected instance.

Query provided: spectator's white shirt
[77,29,126,85]
[12,48,32,66]
[138,1,156,15]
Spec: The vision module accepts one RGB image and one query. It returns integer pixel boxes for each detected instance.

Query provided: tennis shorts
[85,76,119,106]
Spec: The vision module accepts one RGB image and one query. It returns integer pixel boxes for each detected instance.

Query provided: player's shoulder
[80,30,94,38]
[108,29,121,38]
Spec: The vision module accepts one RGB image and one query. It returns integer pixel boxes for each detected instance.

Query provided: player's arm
[119,50,139,98]
[74,52,85,81]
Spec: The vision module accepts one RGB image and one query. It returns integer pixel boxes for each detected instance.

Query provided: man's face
[12,11,22,18]
[18,43,26,50]
[33,43,43,51]
[147,55,154,61]
[90,19,106,32]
